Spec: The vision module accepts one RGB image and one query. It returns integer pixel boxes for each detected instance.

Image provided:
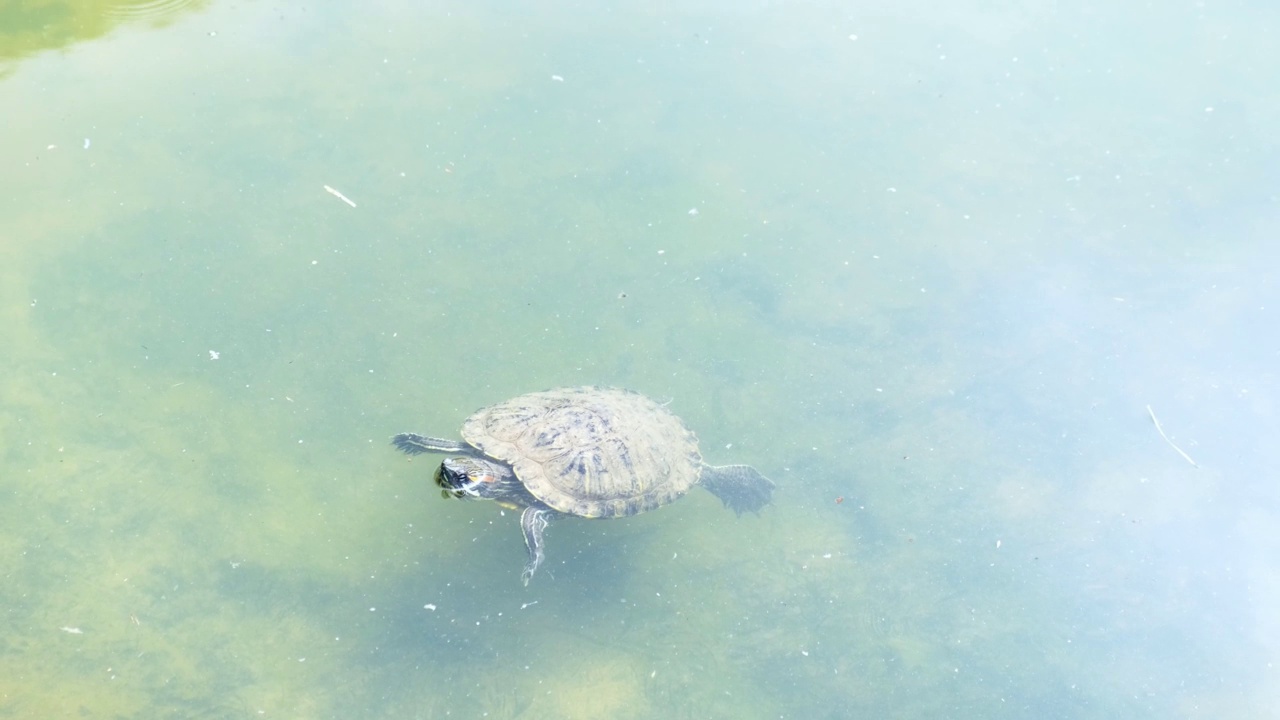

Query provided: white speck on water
[688,207,699,216]
[424,604,437,611]
[61,627,83,634]
[83,138,91,149]
[551,74,565,82]
[208,350,220,360]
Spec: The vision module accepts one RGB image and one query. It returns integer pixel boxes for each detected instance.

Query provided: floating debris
[324,185,357,207]
[1146,404,1198,467]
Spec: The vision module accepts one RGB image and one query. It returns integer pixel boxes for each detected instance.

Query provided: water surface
[2,1,1277,717]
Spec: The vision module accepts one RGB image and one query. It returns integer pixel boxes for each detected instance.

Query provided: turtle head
[435,457,511,501]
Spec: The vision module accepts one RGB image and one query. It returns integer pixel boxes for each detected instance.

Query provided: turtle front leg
[391,433,472,456]
[519,506,552,586]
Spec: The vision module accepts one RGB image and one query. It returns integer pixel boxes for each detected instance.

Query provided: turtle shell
[460,386,703,518]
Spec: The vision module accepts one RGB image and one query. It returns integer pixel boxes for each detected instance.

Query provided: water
[2,1,1277,717]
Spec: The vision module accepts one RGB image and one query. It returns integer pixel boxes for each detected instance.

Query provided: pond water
[2,1,1277,717]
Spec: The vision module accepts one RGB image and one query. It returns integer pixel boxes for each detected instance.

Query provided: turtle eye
[435,463,468,491]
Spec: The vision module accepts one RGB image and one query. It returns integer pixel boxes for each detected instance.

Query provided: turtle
[392,386,774,584]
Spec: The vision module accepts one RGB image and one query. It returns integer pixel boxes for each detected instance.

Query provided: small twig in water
[1146,405,1198,468]
[323,185,357,207]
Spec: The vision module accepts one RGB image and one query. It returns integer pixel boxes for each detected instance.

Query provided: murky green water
[3,1,1277,718]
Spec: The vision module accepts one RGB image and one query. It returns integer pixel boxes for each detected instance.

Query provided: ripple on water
[104,0,207,22]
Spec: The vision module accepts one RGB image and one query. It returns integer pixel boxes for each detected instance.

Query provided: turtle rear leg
[391,433,472,456]
[700,464,775,515]
[520,506,552,586]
